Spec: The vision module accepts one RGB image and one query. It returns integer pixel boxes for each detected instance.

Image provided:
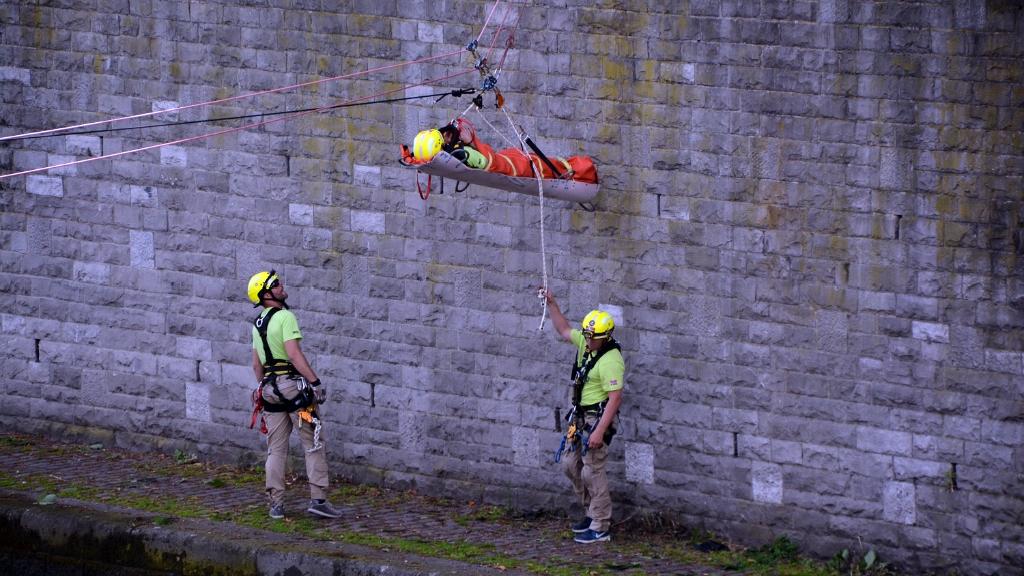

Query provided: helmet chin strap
[261,293,289,310]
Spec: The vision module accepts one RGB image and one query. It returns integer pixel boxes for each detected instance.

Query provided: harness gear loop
[249,386,269,434]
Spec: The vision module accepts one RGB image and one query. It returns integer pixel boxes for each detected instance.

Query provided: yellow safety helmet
[413,128,443,161]
[247,270,280,305]
[581,310,614,339]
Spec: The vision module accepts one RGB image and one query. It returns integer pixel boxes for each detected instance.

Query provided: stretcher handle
[523,136,563,179]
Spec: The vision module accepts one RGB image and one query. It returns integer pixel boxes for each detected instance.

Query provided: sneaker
[307,499,342,519]
[268,504,285,519]
[571,516,593,533]
[574,528,611,544]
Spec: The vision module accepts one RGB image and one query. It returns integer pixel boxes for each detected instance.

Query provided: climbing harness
[553,339,621,462]
[247,307,323,452]
[554,401,616,462]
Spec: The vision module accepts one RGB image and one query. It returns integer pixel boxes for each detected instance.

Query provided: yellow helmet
[413,128,443,161]
[247,270,280,305]
[581,310,614,339]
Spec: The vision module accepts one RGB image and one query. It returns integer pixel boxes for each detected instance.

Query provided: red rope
[0,49,468,144]
[1,2,510,179]
[494,9,522,71]
[0,68,476,180]
[1,2,514,144]
[417,173,433,200]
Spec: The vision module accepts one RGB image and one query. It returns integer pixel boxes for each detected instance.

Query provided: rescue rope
[0,49,467,144]
[463,1,548,330]
[8,89,479,141]
[472,106,518,149]
[474,0,503,45]
[476,103,550,330]
[1,69,476,180]
[1,1,511,177]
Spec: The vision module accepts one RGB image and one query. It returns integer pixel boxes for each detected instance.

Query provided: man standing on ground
[543,289,625,544]
[247,270,342,520]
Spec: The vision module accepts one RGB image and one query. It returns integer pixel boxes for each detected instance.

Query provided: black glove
[450,148,470,165]
[309,379,326,404]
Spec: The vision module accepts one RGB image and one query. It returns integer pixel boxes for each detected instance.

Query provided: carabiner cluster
[466,39,502,108]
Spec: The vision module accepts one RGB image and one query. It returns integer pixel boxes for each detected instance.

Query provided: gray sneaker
[307,499,342,519]
[268,503,285,519]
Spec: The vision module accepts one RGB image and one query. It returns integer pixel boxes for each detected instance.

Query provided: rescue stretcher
[409,151,599,203]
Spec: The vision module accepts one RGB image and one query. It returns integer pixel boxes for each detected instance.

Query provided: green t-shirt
[570,329,625,406]
[251,308,302,365]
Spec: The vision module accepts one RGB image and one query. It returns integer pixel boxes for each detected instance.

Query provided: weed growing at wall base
[828,546,897,576]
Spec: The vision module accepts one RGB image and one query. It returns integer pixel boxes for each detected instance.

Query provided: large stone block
[751,461,783,504]
[883,481,916,525]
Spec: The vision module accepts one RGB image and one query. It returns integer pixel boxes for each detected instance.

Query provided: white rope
[463,9,550,332]
[473,106,520,149]
[496,106,549,330]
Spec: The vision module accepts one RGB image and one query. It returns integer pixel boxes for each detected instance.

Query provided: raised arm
[542,288,573,341]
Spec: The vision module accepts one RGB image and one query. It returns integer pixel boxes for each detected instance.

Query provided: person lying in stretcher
[400,119,597,184]
[437,124,488,169]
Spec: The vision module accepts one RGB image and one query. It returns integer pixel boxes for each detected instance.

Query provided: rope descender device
[466,39,504,109]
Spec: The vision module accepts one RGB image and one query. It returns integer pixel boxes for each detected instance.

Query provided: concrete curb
[0,490,526,576]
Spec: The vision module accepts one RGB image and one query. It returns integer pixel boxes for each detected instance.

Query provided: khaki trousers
[561,412,612,532]
[262,378,329,506]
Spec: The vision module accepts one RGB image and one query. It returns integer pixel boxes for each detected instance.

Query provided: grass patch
[0,434,36,449]
[58,484,102,500]
[330,483,382,502]
[103,493,208,519]
[0,471,61,494]
[334,532,531,572]
[453,504,509,526]
[648,532,852,576]
[218,468,263,487]
[131,454,262,487]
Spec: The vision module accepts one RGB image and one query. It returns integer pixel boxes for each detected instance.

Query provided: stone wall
[1,1,1022,574]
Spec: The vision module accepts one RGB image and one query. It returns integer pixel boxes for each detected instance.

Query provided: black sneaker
[268,503,285,519]
[571,516,592,533]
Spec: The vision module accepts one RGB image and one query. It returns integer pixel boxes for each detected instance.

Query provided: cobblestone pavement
[0,433,743,575]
